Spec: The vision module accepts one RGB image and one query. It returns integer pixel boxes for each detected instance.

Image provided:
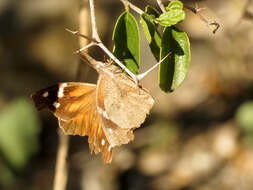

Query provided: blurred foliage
[236,101,253,145]
[0,98,40,185]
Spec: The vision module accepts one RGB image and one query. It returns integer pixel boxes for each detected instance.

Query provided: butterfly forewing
[32,82,113,163]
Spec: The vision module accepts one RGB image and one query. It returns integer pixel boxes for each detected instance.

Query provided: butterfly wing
[100,65,154,130]
[31,82,112,163]
[96,77,134,147]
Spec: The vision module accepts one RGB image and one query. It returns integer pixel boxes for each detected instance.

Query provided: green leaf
[155,0,185,27]
[0,98,40,171]
[145,5,160,18]
[166,0,183,10]
[159,26,191,92]
[236,101,253,146]
[236,101,253,133]
[140,13,161,61]
[113,11,140,74]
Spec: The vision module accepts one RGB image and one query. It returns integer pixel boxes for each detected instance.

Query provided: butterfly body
[32,54,154,163]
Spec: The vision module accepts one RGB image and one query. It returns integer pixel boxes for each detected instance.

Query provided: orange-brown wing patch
[57,83,112,163]
[32,82,112,163]
[53,82,97,120]
[59,111,112,163]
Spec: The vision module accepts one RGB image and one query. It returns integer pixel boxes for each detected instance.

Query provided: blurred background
[1,0,253,189]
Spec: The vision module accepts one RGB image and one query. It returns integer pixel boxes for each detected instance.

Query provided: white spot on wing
[97,107,109,119]
[53,102,60,108]
[108,145,112,151]
[108,128,113,133]
[58,83,67,98]
[101,139,105,146]
[42,91,49,97]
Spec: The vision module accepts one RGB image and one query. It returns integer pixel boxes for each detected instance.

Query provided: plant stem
[121,0,144,14]
[157,0,166,13]
[86,0,138,84]
[53,130,69,190]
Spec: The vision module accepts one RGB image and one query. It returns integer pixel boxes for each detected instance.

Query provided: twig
[53,130,69,190]
[162,0,220,34]
[183,2,220,34]
[137,52,171,81]
[121,0,144,14]
[89,0,101,41]
[86,0,139,84]
[157,0,166,13]
[183,1,220,34]
[66,28,139,84]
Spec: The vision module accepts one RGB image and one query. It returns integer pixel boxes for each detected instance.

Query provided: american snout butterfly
[32,53,154,163]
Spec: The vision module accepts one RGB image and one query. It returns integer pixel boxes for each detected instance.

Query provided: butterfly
[31,53,154,163]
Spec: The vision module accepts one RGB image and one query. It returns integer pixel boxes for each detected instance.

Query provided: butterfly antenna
[79,52,101,69]
[137,52,171,81]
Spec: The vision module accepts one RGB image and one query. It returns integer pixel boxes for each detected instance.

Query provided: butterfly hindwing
[99,65,154,129]
[96,76,134,147]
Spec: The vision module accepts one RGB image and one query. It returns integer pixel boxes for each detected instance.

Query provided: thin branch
[137,52,171,81]
[157,0,166,13]
[97,43,139,83]
[66,28,139,84]
[121,0,144,14]
[53,130,69,190]
[89,0,100,41]
[85,0,139,84]
[161,0,220,34]
[65,28,97,43]
[183,3,220,34]
[74,42,95,54]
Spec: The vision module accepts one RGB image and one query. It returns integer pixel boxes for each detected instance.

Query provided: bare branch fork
[164,0,220,34]
[74,0,137,84]
[70,0,219,84]
[122,0,219,33]
[69,0,169,85]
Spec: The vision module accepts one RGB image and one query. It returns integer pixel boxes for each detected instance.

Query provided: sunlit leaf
[155,0,185,27]
[140,13,161,61]
[159,26,191,92]
[166,0,183,10]
[145,5,160,18]
[113,11,140,74]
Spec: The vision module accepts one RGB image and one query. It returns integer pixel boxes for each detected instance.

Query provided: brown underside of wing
[97,76,135,147]
[99,66,154,130]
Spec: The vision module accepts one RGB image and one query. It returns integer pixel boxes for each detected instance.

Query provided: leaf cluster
[113,0,191,92]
